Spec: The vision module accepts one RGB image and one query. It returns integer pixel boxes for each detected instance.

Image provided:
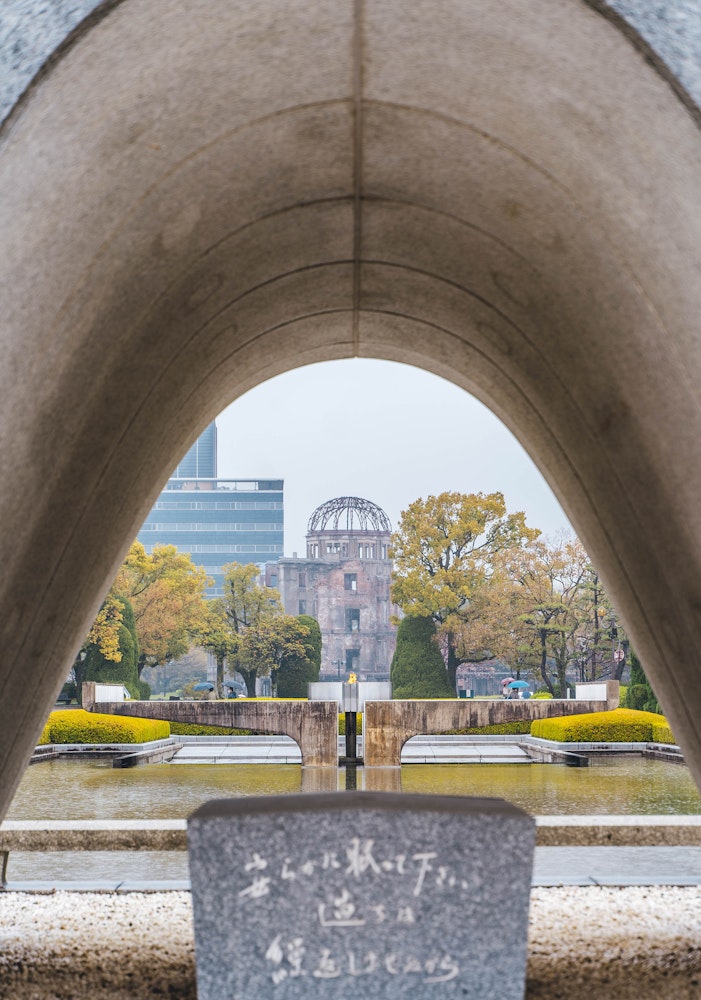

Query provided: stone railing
[3,814,701,886]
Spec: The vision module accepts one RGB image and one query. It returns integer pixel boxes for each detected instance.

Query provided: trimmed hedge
[169,722,253,736]
[46,709,170,744]
[444,722,531,736]
[38,721,52,745]
[390,616,454,698]
[530,708,674,743]
[531,692,553,700]
[651,721,676,745]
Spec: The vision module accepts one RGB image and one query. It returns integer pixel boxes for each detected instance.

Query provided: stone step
[401,743,532,764]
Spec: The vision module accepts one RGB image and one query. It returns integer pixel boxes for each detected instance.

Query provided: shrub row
[443,722,532,736]
[650,721,676,745]
[44,709,170,744]
[530,708,675,743]
[169,722,253,736]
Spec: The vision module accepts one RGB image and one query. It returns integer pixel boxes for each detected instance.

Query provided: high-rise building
[267,496,398,680]
[138,423,284,596]
[172,421,217,479]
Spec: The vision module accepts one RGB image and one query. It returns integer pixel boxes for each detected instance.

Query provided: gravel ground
[1,887,700,999]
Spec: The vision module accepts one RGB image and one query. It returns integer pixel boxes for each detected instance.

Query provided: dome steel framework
[307,496,391,534]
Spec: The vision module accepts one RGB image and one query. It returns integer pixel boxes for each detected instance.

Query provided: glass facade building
[137,424,284,596]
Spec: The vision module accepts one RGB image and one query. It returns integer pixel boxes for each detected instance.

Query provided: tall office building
[138,423,284,596]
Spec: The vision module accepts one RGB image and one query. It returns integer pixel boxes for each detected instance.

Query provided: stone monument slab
[188,791,535,999]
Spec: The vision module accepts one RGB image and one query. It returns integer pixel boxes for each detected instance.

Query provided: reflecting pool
[7,757,701,881]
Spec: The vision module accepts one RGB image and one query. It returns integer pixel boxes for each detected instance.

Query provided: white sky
[215,359,572,557]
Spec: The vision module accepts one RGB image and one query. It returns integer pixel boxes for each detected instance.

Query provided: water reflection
[399,758,701,815]
[9,758,701,821]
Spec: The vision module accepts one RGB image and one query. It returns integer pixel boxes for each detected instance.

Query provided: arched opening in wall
[11,354,695,885]
[4,0,701,899]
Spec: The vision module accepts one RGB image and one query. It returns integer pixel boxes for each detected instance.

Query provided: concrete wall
[365,689,621,766]
[3,1,701,818]
[82,686,338,767]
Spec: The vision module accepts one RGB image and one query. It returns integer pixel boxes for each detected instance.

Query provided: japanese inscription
[187,792,536,1000]
[234,836,467,986]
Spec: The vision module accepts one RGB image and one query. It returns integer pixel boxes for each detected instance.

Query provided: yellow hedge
[46,710,170,744]
[651,721,676,745]
[530,708,674,743]
[37,721,52,745]
[338,712,363,735]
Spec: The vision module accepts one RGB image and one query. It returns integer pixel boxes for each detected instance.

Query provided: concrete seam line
[352,0,365,356]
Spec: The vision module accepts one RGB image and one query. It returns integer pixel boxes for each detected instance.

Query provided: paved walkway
[5,846,701,891]
[170,734,533,764]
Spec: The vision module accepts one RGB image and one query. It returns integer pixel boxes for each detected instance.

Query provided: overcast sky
[215,359,572,557]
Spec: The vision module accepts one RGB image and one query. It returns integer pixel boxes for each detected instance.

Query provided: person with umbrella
[501,677,515,699]
[507,680,530,700]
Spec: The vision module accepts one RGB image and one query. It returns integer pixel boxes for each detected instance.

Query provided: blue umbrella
[223,680,245,691]
[507,680,529,689]
[193,682,214,691]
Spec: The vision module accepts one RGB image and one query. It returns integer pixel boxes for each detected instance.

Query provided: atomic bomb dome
[266,496,397,680]
[308,496,391,534]
[306,497,392,563]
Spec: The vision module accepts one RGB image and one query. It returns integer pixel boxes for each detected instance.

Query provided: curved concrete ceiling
[2,0,701,813]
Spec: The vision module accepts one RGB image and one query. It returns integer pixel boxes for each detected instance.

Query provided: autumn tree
[81,596,142,699]
[71,593,126,700]
[500,536,590,696]
[113,542,209,674]
[391,492,537,690]
[487,535,629,694]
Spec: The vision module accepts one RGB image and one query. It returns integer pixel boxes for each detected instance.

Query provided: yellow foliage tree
[391,491,538,690]
[85,593,124,663]
[113,541,210,674]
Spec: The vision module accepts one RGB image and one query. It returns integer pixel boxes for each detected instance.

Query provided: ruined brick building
[266,497,398,681]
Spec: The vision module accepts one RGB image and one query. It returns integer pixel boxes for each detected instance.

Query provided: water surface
[7,757,701,881]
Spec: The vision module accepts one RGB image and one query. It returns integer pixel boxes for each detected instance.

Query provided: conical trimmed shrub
[390,616,454,698]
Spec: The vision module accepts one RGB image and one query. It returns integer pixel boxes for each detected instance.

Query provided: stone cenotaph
[188,791,535,998]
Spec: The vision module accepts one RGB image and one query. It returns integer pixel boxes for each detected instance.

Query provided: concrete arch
[2,0,701,817]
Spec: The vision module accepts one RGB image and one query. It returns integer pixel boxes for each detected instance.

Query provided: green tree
[623,651,661,713]
[239,615,310,694]
[219,562,311,696]
[390,616,454,698]
[276,615,322,697]
[198,598,240,697]
[391,491,537,690]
